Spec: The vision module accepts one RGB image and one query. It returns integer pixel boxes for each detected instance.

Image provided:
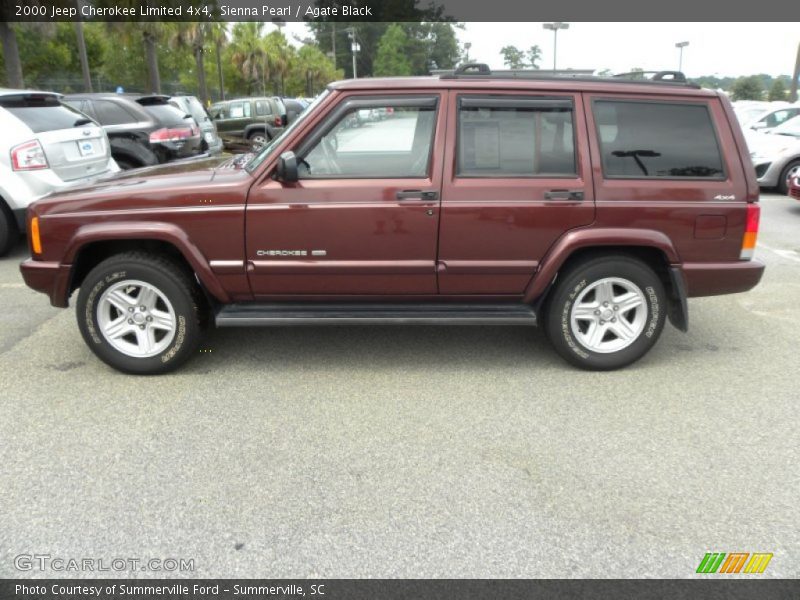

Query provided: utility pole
[331,23,336,70]
[791,41,800,103]
[346,27,359,78]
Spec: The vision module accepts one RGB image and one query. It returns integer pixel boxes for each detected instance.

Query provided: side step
[215,303,537,327]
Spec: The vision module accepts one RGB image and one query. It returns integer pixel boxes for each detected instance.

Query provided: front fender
[523,227,681,303]
[64,221,231,304]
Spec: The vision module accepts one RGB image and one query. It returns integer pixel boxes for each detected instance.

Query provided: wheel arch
[525,228,687,332]
[65,223,230,305]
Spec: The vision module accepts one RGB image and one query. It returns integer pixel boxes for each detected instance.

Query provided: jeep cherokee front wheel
[544,256,667,370]
[76,252,204,374]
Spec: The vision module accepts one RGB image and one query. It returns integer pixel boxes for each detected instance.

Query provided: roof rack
[440,63,699,88]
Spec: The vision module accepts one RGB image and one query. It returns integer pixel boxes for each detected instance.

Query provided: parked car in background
[0,89,118,256]
[739,103,800,132]
[63,93,203,169]
[282,98,309,125]
[169,94,223,155]
[747,115,800,194]
[209,97,286,151]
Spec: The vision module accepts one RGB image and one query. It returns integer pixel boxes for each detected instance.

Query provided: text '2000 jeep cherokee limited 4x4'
[20,66,765,374]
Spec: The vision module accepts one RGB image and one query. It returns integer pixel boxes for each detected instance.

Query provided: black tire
[247,130,268,152]
[0,203,20,258]
[115,159,137,170]
[544,255,667,370]
[777,159,800,195]
[76,252,205,374]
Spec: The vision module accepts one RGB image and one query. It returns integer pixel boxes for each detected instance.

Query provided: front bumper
[19,259,72,308]
[682,259,765,297]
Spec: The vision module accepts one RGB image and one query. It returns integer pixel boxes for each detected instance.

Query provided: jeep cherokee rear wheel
[544,256,666,370]
[76,252,204,374]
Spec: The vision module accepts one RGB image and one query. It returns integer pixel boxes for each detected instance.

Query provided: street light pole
[675,41,689,72]
[464,42,471,63]
[542,22,569,71]
[346,27,359,78]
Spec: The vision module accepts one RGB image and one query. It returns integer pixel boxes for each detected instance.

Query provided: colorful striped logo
[696,552,773,574]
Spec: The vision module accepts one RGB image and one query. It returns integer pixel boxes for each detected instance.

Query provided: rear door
[0,93,111,181]
[438,91,595,294]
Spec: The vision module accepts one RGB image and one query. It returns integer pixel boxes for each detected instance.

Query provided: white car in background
[747,114,800,194]
[736,102,800,132]
[0,89,119,256]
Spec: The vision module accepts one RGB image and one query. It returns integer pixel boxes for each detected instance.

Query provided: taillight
[274,116,283,127]
[11,139,48,171]
[740,203,760,260]
[149,127,193,143]
[30,216,42,254]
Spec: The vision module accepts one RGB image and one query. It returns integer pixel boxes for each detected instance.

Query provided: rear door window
[593,100,724,179]
[229,102,251,118]
[93,100,137,125]
[255,100,270,116]
[0,94,90,133]
[457,96,576,177]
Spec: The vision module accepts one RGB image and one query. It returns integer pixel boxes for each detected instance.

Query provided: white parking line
[758,243,800,263]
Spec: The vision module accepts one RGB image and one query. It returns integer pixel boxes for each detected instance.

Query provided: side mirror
[751,122,768,130]
[276,151,298,182]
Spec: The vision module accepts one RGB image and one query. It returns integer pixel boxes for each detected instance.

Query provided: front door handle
[396,190,439,201]
[544,189,584,201]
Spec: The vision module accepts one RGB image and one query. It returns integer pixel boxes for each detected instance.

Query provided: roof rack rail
[612,70,688,82]
[440,63,699,88]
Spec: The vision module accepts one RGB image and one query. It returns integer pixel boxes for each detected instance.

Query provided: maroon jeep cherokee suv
[20,66,765,374]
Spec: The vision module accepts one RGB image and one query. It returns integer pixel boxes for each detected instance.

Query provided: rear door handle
[396,190,439,201]
[544,189,584,201]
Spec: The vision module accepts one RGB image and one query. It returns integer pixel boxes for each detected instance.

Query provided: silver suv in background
[0,89,119,256]
[169,94,223,155]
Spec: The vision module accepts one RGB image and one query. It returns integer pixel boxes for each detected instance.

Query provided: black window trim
[294,94,440,181]
[455,93,579,180]
[591,96,728,182]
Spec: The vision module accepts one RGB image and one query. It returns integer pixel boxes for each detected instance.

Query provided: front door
[245,92,447,297]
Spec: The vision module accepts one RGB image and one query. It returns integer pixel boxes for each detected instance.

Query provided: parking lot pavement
[1,194,798,579]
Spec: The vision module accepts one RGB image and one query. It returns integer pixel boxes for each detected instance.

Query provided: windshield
[245,89,330,173]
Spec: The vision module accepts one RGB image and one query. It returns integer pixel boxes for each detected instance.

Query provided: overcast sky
[281,22,800,78]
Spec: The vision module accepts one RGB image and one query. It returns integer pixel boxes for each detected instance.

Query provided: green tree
[374,25,412,76]
[730,75,764,101]
[500,45,526,69]
[768,78,787,101]
[229,22,270,95]
[169,23,210,104]
[285,45,342,97]
[527,45,542,69]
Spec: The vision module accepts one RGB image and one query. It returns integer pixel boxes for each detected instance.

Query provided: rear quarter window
[0,95,89,133]
[593,99,725,179]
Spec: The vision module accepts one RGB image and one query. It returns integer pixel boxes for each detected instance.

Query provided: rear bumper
[682,259,765,297]
[19,259,72,308]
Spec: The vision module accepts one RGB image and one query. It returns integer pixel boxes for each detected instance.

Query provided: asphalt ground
[0,193,798,578]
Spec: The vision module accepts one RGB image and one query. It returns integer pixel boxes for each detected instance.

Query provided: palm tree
[208,22,228,101]
[229,23,270,96]
[169,23,209,104]
[106,18,162,94]
[0,3,53,88]
[264,30,292,97]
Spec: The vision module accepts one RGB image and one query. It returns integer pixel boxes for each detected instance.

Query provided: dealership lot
[0,193,798,578]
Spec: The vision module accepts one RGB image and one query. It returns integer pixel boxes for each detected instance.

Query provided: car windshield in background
[0,94,91,133]
[140,102,190,125]
[245,90,329,173]
[185,97,208,122]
